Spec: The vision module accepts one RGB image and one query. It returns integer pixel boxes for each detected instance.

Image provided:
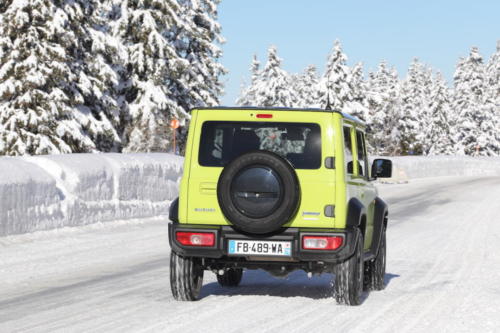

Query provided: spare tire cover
[217,151,300,234]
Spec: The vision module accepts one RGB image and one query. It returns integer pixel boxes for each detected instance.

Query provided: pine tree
[64,0,123,152]
[486,41,500,155]
[251,46,297,107]
[416,65,435,154]
[0,0,94,155]
[398,58,429,155]
[453,47,498,156]
[366,61,401,155]
[236,54,261,106]
[426,72,455,155]
[172,0,226,112]
[115,0,188,153]
[294,65,320,108]
[318,40,353,111]
[347,62,370,122]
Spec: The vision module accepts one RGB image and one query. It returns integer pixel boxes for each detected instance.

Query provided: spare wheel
[217,151,300,234]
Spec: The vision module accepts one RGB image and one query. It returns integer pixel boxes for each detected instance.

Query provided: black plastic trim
[169,224,222,258]
[169,197,179,223]
[324,157,335,169]
[367,197,388,258]
[346,198,366,229]
[168,223,359,264]
[324,205,335,217]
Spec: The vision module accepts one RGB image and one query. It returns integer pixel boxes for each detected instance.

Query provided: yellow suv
[168,107,392,305]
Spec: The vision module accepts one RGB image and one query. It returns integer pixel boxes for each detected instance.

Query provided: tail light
[256,113,273,119]
[302,236,343,250]
[176,232,215,247]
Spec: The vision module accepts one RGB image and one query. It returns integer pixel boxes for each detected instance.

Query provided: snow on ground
[379,155,500,179]
[1,173,500,331]
[0,153,183,236]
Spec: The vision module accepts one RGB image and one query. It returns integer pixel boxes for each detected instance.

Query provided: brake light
[176,232,215,247]
[302,236,343,250]
[256,114,273,119]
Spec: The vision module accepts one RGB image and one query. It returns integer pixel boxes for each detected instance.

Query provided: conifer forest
[0,0,498,156]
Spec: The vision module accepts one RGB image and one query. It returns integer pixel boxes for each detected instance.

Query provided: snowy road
[1,176,500,332]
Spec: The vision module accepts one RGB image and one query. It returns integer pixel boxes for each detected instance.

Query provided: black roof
[191,106,365,126]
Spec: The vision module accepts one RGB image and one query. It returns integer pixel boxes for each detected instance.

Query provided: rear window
[198,121,321,169]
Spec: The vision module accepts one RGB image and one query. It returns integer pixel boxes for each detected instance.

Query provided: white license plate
[228,240,292,256]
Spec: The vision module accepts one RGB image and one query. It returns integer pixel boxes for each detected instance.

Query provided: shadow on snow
[200,269,400,300]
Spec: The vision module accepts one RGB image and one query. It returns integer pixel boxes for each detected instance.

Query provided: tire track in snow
[396,180,500,332]
[2,177,500,332]
[339,177,500,332]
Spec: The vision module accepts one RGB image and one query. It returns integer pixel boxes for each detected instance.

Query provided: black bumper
[168,223,359,264]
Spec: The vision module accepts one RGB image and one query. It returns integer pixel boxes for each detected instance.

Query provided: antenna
[324,69,333,111]
[325,93,332,111]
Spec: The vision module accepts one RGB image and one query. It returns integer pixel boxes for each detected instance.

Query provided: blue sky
[217,0,500,105]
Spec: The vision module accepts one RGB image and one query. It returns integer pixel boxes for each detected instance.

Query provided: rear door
[183,109,337,228]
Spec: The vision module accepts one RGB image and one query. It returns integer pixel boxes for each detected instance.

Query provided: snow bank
[2,154,499,236]
[0,153,183,236]
[375,155,500,180]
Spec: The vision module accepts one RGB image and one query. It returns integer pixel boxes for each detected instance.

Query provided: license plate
[228,240,292,256]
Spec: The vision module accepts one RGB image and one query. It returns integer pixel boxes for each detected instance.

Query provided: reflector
[302,236,343,250]
[176,232,215,247]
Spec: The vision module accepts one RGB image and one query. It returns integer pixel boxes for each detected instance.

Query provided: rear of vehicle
[168,107,388,305]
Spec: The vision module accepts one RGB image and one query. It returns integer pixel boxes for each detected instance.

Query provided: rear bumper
[168,223,359,264]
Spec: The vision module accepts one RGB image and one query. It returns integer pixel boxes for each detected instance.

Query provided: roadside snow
[1,176,500,332]
[2,154,500,237]
[0,153,183,236]
[378,155,500,179]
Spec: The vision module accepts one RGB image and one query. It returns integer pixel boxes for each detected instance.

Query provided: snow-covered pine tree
[63,0,123,152]
[115,0,187,153]
[486,41,500,155]
[366,61,401,155]
[251,46,297,107]
[425,72,456,155]
[416,65,435,154]
[294,65,320,108]
[453,47,498,156]
[398,58,429,155]
[318,40,354,112]
[0,0,95,155]
[172,0,226,112]
[347,62,370,122]
[236,54,261,106]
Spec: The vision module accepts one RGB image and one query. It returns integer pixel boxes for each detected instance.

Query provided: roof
[191,106,365,126]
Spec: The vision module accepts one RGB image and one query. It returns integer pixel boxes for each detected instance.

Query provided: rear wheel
[333,232,364,305]
[364,228,386,291]
[170,251,204,301]
[216,268,243,287]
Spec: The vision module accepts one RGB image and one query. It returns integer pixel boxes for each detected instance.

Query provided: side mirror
[371,159,392,179]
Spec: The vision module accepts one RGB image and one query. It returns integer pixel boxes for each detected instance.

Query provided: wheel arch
[370,197,388,257]
[169,197,179,223]
[346,197,367,233]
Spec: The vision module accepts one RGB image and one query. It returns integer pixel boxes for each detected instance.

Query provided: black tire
[170,251,204,301]
[217,151,300,234]
[216,268,243,287]
[333,231,364,305]
[364,228,386,291]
